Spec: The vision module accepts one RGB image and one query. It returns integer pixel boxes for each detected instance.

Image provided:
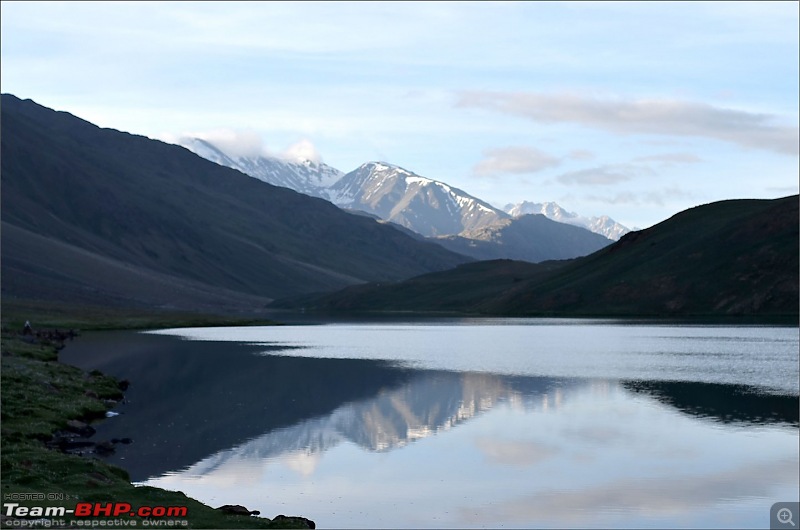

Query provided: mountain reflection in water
[62,325,798,529]
[63,330,798,484]
[166,370,575,479]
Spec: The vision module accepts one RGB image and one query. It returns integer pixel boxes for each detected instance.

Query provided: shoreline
[0,309,315,529]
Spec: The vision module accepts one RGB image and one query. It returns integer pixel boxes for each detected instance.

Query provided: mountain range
[503,201,630,240]
[434,213,614,263]
[3,94,795,320]
[0,94,468,313]
[278,195,799,318]
[176,137,621,261]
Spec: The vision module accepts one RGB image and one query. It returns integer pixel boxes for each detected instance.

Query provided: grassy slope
[291,196,799,318]
[0,308,312,529]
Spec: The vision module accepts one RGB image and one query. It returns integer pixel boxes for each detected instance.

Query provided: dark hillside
[490,195,799,316]
[287,195,799,318]
[0,95,469,313]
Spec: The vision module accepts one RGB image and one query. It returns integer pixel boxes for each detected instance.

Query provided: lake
[61,318,800,529]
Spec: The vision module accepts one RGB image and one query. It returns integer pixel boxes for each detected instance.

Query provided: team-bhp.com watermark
[3,502,189,527]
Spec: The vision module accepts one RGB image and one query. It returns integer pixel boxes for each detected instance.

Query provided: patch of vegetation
[0,313,312,529]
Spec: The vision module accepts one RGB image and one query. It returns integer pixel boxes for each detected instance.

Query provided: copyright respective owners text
[2,499,189,528]
[772,502,800,530]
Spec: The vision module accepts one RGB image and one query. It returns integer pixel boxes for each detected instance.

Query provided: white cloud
[160,129,324,164]
[474,438,557,467]
[556,164,653,186]
[634,152,704,164]
[280,139,322,164]
[457,456,797,526]
[473,146,561,176]
[456,91,799,156]
[568,149,595,161]
[191,128,270,158]
[587,186,695,207]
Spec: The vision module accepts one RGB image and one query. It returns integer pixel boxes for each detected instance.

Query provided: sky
[2,1,798,230]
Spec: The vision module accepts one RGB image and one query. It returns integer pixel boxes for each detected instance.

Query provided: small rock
[272,515,316,529]
[86,471,113,485]
[50,437,95,454]
[216,505,257,516]
[65,420,95,438]
[94,441,115,455]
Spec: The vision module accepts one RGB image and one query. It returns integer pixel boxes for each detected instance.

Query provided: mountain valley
[3,94,795,320]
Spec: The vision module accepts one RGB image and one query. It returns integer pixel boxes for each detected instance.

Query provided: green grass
[0,309,313,529]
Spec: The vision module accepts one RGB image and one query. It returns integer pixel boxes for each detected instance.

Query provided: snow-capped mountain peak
[503,201,630,240]
[328,162,508,237]
[177,138,627,242]
[175,136,343,199]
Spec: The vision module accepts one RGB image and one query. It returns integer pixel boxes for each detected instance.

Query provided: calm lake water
[62,318,800,529]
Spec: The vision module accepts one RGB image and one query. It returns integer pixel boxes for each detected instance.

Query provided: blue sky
[2,1,798,229]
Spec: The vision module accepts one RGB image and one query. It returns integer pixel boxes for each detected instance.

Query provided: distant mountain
[179,139,622,260]
[0,94,469,314]
[504,201,630,240]
[176,137,342,200]
[434,214,613,262]
[278,195,799,318]
[178,142,507,237]
[328,162,508,237]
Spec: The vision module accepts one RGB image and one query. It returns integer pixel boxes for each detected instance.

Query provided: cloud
[588,192,640,205]
[455,91,799,156]
[457,456,797,526]
[635,152,704,164]
[473,146,561,176]
[587,186,695,206]
[765,185,800,195]
[280,138,322,164]
[475,438,558,467]
[190,128,270,158]
[160,130,324,165]
[556,164,653,186]
[568,149,595,161]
